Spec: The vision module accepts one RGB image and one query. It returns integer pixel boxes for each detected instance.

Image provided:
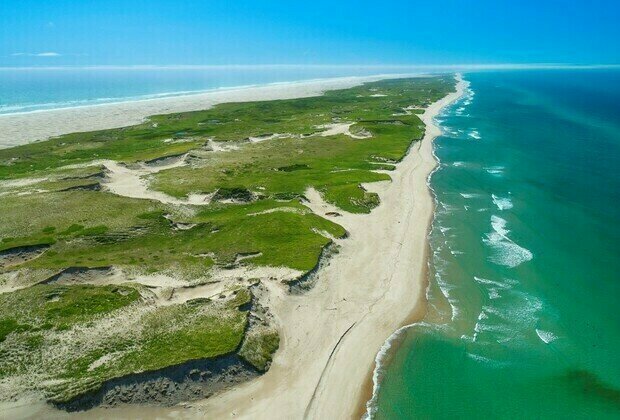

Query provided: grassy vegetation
[1,197,345,273]
[0,285,250,403]
[1,77,452,272]
[0,190,160,252]
[50,290,249,402]
[0,76,454,405]
[239,328,280,372]
[0,284,141,332]
[0,76,452,268]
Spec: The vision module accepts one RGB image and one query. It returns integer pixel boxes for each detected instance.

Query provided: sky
[1,0,619,67]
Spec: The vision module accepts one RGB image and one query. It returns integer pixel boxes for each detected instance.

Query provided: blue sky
[1,0,619,66]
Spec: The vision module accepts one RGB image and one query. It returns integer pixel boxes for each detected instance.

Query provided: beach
[0,74,415,149]
[1,74,467,419]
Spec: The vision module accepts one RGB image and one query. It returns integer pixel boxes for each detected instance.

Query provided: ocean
[0,66,415,115]
[371,70,620,418]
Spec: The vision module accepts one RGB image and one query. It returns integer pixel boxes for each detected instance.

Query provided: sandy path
[0,74,418,149]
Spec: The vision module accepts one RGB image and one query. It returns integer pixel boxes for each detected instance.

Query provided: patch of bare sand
[101,156,213,205]
[316,122,372,139]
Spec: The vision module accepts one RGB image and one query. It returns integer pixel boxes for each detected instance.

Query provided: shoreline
[361,76,468,417]
[0,73,420,149]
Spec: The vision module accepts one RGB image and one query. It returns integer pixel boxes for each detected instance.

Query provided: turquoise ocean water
[372,70,620,419]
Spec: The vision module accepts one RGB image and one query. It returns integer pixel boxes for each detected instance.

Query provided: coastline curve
[363,75,470,418]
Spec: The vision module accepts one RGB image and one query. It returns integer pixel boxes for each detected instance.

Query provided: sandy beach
[1,74,467,420]
[0,74,417,149]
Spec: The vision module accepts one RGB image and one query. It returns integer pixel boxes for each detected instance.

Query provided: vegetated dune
[0,75,458,416]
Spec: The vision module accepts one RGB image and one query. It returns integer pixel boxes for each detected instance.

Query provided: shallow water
[373,70,620,419]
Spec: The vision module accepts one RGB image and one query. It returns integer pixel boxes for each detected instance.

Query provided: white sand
[0,74,467,419]
[0,75,415,149]
[101,156,214,205]
[317,122,373,139]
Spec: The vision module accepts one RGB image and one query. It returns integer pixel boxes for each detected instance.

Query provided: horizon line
[0,63,619,71]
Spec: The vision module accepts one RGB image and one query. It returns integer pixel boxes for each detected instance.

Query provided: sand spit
[0,74,465,419]
[0,74,420,149]
[188,76,466,419]
[53,74,464,419]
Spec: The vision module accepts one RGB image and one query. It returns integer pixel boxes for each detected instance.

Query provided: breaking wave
[483,215,533,268]
[491,194,513,210]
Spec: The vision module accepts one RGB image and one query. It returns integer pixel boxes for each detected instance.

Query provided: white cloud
[11,52,61,57]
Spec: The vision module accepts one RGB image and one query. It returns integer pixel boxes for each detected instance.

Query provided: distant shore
[0,74,419,149]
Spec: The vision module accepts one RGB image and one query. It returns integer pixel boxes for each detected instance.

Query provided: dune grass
[0,284,251,403]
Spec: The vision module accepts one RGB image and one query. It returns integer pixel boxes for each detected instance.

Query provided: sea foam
[491,194,513,210]
[474,276,517,289]
[484,166,505,176]
[484,215,533,268]
[536,329,558,344]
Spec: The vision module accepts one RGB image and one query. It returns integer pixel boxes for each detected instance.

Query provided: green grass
[0,190,161,252]
[48,290,250,403]
[0,284,141,331]
[239,328,280,371]
[0,285,251,403]
[8,198,344,273]
[0,318,30,343]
